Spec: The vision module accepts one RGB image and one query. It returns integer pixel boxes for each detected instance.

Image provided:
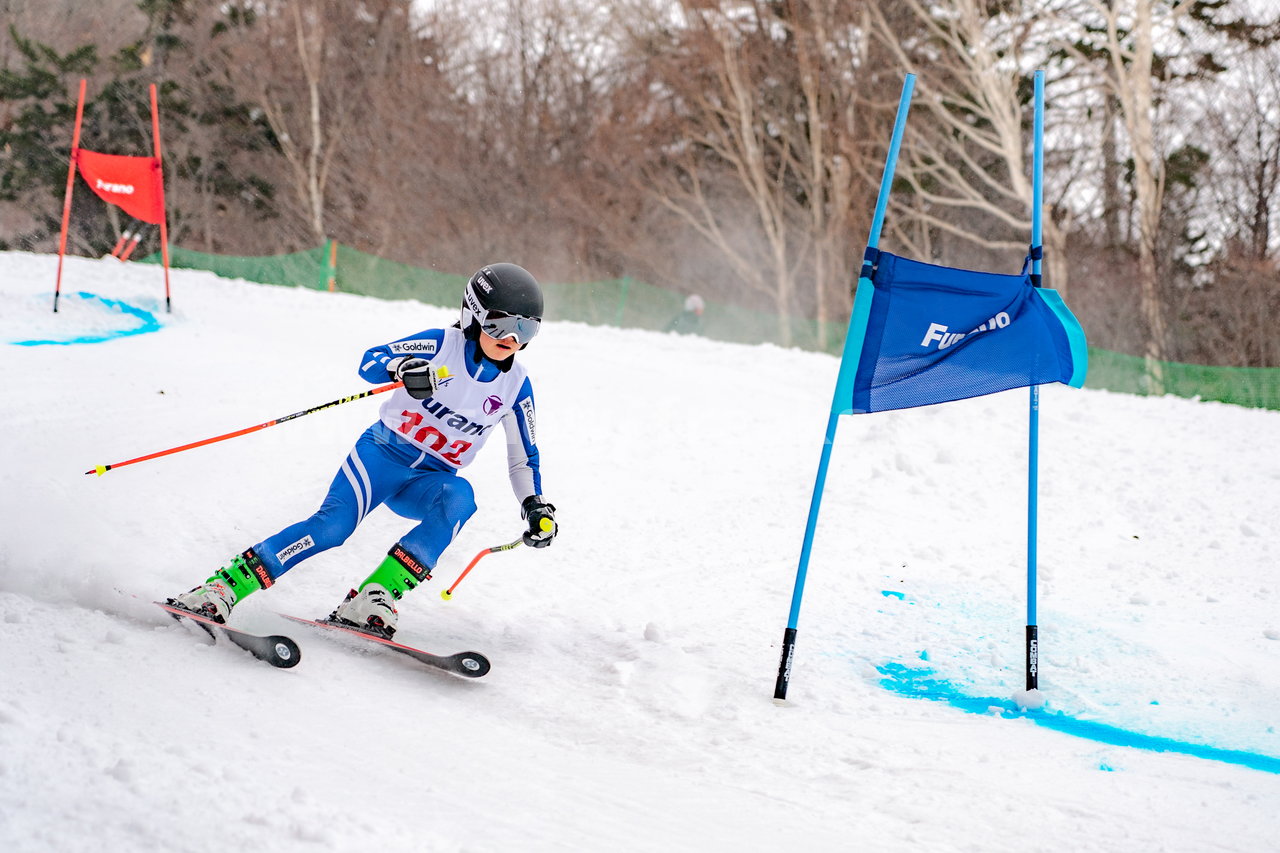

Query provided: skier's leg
[255,455,377,577]
[387,472,478,574]
[330,473,477,636]
[171,427,408,620]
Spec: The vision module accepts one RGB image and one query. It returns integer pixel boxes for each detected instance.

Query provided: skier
[168,262,557,638]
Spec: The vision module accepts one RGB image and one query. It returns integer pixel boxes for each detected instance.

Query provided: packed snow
[1,251,1277,852]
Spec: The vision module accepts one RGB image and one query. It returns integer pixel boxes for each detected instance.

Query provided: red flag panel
[75,149,165,224]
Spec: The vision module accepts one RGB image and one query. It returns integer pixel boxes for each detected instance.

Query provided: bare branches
[611,1,870,343]
[6,0,1280,365]
[866,0,1059,280]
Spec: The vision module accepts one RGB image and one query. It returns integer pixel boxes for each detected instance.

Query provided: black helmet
[460,263,544,346]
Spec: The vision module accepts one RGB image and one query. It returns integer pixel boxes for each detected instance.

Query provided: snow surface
[1,251,1278,852]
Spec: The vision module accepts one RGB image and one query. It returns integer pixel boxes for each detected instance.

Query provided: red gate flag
[54,80,173,313]
[75,149,165,224]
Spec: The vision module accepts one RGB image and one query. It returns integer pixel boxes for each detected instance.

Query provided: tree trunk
[1115,0,1169,389]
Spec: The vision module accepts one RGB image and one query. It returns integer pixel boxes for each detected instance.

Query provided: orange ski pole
[118,229,144,261]
[110,230,131,258]
[86,381,404,476]
[439,525,549,601]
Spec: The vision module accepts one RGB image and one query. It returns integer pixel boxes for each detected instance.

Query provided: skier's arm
[502,377,542,502]
[504,378,556,547]
[358,329,446,384]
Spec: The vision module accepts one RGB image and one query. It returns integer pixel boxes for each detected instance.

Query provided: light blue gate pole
[773,74,915,701]
[1025,70,1045,691]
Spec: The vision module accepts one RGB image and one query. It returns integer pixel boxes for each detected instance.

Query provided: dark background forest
[3,0,1278,365]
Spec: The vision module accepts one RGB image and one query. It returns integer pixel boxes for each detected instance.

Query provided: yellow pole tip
[435,365,450,379]
[440,590,452,600]
[540,518,554,532]
[94,465,107,477]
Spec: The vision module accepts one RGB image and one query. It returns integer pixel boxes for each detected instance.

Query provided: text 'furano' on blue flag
[834,250,1088,415]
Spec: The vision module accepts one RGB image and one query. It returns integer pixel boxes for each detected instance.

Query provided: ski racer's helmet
[461,263,544,346]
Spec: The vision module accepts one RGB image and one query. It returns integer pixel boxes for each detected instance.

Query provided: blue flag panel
[836,251,1087,415]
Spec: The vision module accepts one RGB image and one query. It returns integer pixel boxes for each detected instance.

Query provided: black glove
[521,495,557,548]
[388,357,438,400]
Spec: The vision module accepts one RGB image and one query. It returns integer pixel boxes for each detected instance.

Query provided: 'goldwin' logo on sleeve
[519,398,536,444]
[390,339,437,355]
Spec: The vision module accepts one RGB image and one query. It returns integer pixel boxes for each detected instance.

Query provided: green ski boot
[169,548,273,623]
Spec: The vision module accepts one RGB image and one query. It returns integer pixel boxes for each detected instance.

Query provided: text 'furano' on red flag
[75,148,164,225]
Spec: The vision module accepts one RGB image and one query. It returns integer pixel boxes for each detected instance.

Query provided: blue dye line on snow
[876,662,1280,775]
[12,292,160,346]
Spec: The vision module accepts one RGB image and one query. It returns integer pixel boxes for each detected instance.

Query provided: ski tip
[454,653,491,678]
[266,637,302,668]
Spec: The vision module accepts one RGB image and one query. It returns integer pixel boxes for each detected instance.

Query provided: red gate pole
[150,83,172,312]
[53,79,87,313]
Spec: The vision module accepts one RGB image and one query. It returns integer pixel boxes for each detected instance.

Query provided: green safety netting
[1083,348,1280,410]
[143,243,1280,411]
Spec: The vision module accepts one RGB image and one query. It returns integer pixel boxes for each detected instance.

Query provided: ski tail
[157,600,301,669]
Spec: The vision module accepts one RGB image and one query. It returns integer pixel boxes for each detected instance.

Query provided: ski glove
[521,495,557,548]
[388,357,438,400]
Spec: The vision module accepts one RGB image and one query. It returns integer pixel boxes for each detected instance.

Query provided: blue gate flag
[836,249,1087,415]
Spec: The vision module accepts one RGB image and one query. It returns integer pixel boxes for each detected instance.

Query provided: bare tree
[1170,42,1280,368]
[790,0,871,346]
[410,0,623,278]
[612,0,872,345]
[1202,44,1280,264]
[224,0,341,245]
[1090,1,1169,385]
[867,0,1072,290]
[170,0,458,259]
[1051,0,1253,386]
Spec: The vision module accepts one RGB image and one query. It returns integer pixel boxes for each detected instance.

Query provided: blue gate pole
[773,73,915,701]
[1026,69,1045,691]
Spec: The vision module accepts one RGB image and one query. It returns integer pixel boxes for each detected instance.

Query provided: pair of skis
[152,536,520,675]
[155,600,490,678]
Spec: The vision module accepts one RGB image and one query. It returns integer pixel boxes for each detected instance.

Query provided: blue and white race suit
[251,326,542,580]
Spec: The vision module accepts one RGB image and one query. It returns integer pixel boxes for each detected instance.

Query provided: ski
[277,613,490,678]
[156,600,301,669]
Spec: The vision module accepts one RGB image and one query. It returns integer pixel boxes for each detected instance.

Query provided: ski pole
[439,520,552,601]
[109,230,131,258]
[118,228,145,262]
[86,380,404,476]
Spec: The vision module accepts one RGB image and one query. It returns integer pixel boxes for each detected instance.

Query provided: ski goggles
[478,309,541,344]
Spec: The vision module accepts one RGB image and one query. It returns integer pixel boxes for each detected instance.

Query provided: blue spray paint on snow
[876,662,1280,775]
[12,292,160,346]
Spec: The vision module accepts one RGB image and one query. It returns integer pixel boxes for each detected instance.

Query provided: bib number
[397,411,472,465]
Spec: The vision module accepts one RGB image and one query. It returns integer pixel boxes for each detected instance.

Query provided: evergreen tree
[0,27,96,250]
